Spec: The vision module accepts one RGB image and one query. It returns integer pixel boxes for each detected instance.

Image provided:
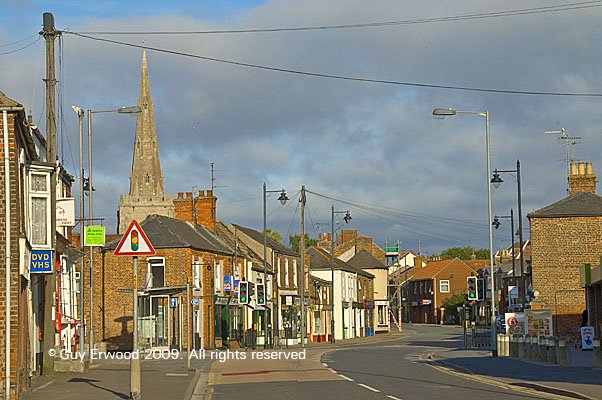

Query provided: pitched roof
[308,247,374,278]
[232,224,297,256]
[347,250,388,270]
[105,215,233,254]
[528,192,602,218]
[0,91,20,107]
[411,258,481,280]
[214,221,267,271]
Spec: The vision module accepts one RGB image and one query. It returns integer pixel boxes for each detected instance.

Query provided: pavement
[427,338,602,400]
[22,354,211,400]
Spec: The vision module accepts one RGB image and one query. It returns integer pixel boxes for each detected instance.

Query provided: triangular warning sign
[114,220,156,256]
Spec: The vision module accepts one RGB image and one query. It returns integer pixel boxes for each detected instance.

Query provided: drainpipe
[3,109,12,400]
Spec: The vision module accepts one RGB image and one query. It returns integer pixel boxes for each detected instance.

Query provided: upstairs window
[147,257,165,288]
[439,280,450,293]
[28,168,52,248]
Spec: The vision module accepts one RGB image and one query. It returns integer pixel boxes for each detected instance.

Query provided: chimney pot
[207,190,213,197]
[177,192,183,199]
[586,162,593,175]
[571,162,579,176]
[186,192,192,199]
[199,190,205,197]
[579,162,586,175]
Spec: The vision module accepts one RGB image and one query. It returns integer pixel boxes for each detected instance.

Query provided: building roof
[232,224,297,257]
[0,90,20,107]
[528,192,602,218]
[308,247,374,278]
[105,214,233,254]
[411,258,481,280]
[214,221,268,272]
[347,250,388,270]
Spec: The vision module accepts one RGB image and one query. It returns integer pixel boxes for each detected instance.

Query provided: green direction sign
[84,225,105,246]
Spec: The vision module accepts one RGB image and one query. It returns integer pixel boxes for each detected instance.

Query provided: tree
[442,293,468,310]
[436,246,489,260]
[289,234,317,253]
[263,228,282,244]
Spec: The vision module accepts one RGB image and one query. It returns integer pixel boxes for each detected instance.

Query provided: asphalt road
[208,325,552,400]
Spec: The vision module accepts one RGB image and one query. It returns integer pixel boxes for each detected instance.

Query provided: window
[192,257,202,289]
[28,169,51,248]
[215,261,222,291]
[277,258,282,287]
[292,259,297,288]
[284,259,289,287]
[439,280,450,293]
[377,305,388,326]
[314,311,321,333]
[147,257,165,288]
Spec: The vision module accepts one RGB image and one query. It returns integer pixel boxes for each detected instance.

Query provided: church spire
[129,49,165,197]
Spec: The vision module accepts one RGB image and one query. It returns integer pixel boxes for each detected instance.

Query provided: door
[152,296,168,348]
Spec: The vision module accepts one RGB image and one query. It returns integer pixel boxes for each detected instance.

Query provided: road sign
[581,326,594,350]
[191,299,199,306]
[170,298,178,308]
[114,220,155,256]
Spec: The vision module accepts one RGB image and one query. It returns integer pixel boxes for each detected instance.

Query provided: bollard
[497,334,502,355]
[539,336,547,362]
[548,337,557,364]
[559,339,568,366]
[593,339,601,368]
[531,336,539,360]
[517,336,525,358]
[503,334,510,357]
[525,336,532,359]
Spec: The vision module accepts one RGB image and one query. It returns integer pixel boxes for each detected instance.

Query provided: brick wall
[0,110,29,399]
[530,216,602,337]
[87,246,230,351]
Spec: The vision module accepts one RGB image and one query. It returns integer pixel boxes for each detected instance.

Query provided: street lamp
[330,206,351,343]
[432,107,497,357]
[263,184,288,348]
[493,211,516,309]
[491,160,525,308]
[71,105,85,356]
[86,105,141,364]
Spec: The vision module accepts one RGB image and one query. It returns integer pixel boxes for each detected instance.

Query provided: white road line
[338,374,354,381]
[322,362,328,367]
[387,396,403,400]
[357,383,380,393]
[165,373,189,377]
[327,368,337,374]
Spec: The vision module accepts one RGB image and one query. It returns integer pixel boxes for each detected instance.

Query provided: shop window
[377,305,388,326]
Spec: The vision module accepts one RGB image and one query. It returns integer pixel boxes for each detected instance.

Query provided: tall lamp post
[491,160,525,308]
[263,184,288,348]
[71,106,85,355]
[85,105,140,362]
[432,108,497,357]
[492,210,516,310]
[330,206,351,343]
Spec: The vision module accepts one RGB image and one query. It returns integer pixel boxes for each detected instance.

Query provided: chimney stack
[569,162,596,195]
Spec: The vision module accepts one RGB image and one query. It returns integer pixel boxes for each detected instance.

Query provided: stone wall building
[528,162,602,338]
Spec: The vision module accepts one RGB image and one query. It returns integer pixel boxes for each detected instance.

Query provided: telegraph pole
[42,11,57,375]
[299,186,306,347]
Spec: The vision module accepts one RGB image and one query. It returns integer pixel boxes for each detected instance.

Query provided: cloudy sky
[3,0,602,255]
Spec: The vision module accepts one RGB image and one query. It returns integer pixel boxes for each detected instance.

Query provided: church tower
[118,49,175,233]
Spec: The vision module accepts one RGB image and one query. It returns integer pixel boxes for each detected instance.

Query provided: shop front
[280,295,301,346]
[214,296,242,349]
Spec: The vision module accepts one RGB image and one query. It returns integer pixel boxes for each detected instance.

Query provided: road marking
[357,383,380,393]
[327,368,337,374]
[338,374,354,381]
[387,396,403,400]
[165,373,189,377]
[322,363,328,367]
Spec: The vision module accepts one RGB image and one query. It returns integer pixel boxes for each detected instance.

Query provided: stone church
[117,49,175,233]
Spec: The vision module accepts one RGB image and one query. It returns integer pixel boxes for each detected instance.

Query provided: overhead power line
[73,1,602,35]
[63,32,602,97]
[0,37,40,55]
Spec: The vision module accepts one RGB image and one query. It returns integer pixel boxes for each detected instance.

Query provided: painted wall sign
[30,250,53,273]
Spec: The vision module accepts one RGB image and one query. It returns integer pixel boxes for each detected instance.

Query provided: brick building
[408,258,483,324]
[96,215,234,351]
[528,161,602,338]
[1,91,78,398]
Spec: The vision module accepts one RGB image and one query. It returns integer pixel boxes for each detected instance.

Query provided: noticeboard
[526,309,553,336]
[84,225,105,246]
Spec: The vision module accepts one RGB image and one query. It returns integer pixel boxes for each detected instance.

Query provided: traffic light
[467,276,477,301]
[256,284,265,305]
[239,281,249,304]
[477,278,485,301]
[131,230,139,251]
[248,282,255,298]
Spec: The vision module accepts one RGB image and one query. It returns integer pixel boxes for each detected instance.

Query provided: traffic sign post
[114,220,155,400]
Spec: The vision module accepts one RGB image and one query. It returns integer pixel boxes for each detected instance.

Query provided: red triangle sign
[114,220,156,256]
